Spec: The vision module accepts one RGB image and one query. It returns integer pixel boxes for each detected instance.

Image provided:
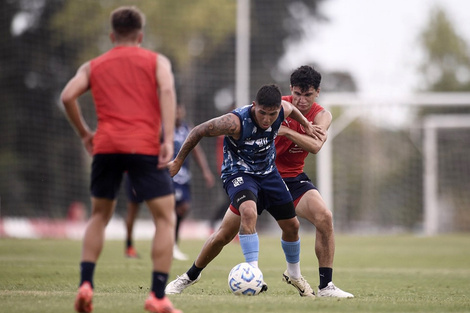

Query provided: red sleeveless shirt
[90,46,161,155]
[275,95,324,177]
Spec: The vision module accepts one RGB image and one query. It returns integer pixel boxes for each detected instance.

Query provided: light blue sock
[281,238,301,263]
[239,233,259,263]
[281,239,301,279]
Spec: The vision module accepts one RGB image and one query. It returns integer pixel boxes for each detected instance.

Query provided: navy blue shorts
[125,173,144,203]
[282,172,318,206]
[224,171,295,220]
[91,154,174,200]
[173,182,191,205]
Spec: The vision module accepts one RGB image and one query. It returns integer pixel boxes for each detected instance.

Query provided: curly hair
[290,65,321,92]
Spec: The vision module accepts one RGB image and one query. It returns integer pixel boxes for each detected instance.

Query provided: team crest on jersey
[232,177,244,187]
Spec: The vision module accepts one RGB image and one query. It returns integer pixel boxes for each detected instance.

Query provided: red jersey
[275,95,324,178]
[90,46,161,155]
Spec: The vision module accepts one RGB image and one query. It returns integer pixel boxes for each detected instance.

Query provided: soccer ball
[227,262,264,296]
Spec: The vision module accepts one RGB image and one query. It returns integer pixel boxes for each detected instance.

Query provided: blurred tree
[417,5,470,232]
[419,6,470,92]
[0,0,329,218]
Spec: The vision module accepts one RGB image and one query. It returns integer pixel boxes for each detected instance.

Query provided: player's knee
[279,217,300,237]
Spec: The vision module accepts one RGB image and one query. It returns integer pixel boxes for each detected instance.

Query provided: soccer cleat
[282,270,315,297]
[74,282,93,313]
[317,282,354,298]
[260,282,268,293]
[173,245,188,261]
[144,293,182,313]
[165,273,201,294]
[125,246,139,258]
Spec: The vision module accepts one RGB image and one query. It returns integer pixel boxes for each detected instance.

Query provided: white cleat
[317,282,354,298]
[165,273,201,294]
[173,245,189,261]
[282,270,315,297]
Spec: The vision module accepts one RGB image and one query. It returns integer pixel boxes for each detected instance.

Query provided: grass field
[1,234,469,313]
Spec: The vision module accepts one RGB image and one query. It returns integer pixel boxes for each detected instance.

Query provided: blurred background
[0,0,469,236]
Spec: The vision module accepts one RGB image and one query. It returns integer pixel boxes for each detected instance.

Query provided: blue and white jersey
[221,104,284,182]
[173,122,191,185]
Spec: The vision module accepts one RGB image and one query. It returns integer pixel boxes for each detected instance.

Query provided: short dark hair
[255,84,282,108]
[110,6,145,38]
[290,65,321,92]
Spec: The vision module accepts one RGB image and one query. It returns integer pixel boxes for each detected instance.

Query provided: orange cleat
[74,282,93,313]
[144,292,182,313]
[125,246,139,258]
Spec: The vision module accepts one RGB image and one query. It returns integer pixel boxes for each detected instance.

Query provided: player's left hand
[158,141,174,169]
[305,123,325,140]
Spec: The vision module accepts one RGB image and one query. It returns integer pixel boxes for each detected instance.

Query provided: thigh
[283,173,318,205]
[258,171,293,207]
[90,154,125,199]
[223,173,259,208]
[295,189,330,223]
[127,154,174,200]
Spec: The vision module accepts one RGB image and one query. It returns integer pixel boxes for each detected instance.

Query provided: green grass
[1,234,469,313]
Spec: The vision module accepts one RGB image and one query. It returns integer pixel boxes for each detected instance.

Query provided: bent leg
[295,189,334,268]
[195,208,240,268]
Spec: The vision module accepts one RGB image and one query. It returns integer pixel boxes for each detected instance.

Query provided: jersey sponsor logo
[232,176,244,187]
[288,145,304,153]
[245,137,269,147]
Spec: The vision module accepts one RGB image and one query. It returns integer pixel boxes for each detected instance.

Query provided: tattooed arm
[168,113,240,177]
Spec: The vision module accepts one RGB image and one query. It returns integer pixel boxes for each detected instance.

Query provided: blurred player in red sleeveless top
[61,6,181,313]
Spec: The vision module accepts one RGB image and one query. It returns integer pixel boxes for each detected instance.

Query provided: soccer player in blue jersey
[168,84,322,295]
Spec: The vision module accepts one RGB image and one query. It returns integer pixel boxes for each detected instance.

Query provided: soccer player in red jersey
[61,6,181,313]
[165,66,353,298]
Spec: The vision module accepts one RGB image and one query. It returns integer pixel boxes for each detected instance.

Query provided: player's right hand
[167,160,181,177]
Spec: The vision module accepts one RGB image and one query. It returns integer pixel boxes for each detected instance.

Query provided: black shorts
[91,154,174,200]
[283,172,318,206]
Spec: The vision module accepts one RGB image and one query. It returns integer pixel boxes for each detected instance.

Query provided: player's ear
[109,32,115,43]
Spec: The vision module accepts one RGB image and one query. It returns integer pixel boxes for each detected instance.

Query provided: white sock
[287,262,301,279]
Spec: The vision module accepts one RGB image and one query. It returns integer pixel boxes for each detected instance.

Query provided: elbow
[60,90,73,108]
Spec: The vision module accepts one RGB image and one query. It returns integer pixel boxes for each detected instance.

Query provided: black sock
[319,267,333,289]
[126,239,132,248]
[152,271,169,299]
[80,262,95,288]
[186,262,204,281]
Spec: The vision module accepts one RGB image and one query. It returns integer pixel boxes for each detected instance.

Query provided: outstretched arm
[168,113,240,176]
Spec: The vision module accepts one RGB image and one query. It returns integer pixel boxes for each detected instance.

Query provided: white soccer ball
[227,262,264,296]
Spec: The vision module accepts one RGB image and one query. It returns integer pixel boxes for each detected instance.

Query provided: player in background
[165,65,353,298]
[124,103,215,260]
[61,6,182,313]
[168,84,322,296]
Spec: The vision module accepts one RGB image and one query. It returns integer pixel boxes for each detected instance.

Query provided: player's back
[90,46,161,155]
